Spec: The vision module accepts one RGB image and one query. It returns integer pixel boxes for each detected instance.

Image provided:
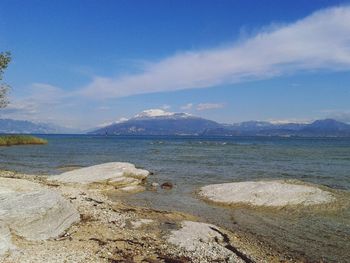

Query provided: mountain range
[90,109,350,137]
[0,119,79,134]
[1,109,350,137]
[91,109,221,136]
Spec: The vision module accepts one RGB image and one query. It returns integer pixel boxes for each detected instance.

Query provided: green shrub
[0,135,47,146]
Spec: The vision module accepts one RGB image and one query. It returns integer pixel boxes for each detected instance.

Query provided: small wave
[55,164,85,172]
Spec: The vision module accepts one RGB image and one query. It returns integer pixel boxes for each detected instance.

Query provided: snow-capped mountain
[133,109,192,120]
[90,109,221,135]
[90,109,350,137]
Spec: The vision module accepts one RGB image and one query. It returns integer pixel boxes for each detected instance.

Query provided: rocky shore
[0,163,273,263]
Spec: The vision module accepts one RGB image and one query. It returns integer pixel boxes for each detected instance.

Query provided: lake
[1,135,349,262]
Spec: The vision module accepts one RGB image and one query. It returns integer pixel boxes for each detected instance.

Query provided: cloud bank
[80,6,350,99]
[180,102,225,111]
[4,5,350,129]
[2,83,66,120]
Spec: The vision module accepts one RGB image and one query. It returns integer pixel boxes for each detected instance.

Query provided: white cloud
[29,83,66,103]
[96,117,128,127]
[180,103,193,110]
[161,104,171,110]
[180,102,224,111]
[1,83,66,119]
[196,103,225,111]
[79,6,350,99]
[3,101,38,115]
[97,106,111,111]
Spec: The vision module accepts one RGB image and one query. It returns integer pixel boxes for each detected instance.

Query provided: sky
[1,0,350,129]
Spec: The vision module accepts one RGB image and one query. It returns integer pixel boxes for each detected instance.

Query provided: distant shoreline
[3,133,350,139]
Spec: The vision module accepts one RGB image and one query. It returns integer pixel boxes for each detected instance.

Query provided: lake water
[1,135,349,262]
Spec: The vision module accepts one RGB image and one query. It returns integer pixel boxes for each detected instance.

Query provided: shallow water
[1,135,349,261]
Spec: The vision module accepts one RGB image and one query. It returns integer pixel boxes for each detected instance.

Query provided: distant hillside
[90,109,350,137]
[90,109,221,135]
[0,119,78,134]
[204,119,350,137]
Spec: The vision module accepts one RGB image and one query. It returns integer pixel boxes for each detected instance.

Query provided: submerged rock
[161,182,173,190]
[199,180,335,207]
[49,162,149,191]
[0,177,79,256]
[151,182,159,187]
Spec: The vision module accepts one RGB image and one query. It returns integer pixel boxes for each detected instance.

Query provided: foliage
[0,135,47,146]
[0,51,11,108]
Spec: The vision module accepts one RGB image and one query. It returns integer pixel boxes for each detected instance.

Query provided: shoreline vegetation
[0,135,47,146]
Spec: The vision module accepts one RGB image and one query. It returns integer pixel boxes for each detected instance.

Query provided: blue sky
[1,0,350,129]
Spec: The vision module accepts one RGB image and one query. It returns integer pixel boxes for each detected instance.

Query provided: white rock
[168,221,240,262]
[199,180,335,207]
[108,177,140,188]
[168,221,224,251]
[49,162,149,184]
[119,185,145,193]
[0,223,13,256]
[0,178,80,244]
[0,177,79,257]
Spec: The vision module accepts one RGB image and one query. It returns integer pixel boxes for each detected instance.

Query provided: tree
[0,51,11,108]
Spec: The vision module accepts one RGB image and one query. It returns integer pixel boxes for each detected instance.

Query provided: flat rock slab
[0,178,80,256]
[0,223,13,257]
[49,162,149,187]
[168,221,225,251]
[168,221,243,262]
[199,180,335,207]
